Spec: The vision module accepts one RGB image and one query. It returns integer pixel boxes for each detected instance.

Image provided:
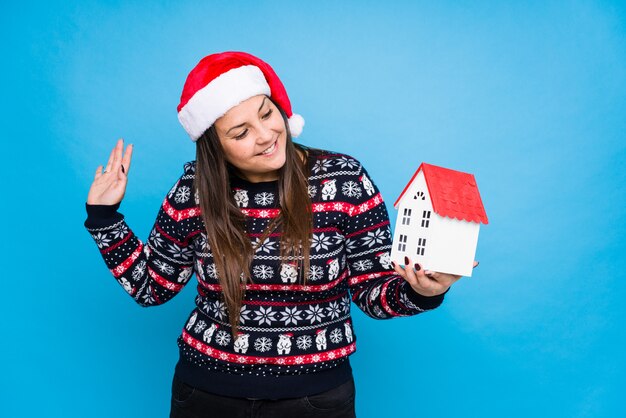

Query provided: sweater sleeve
[83,163,201,307]
[340,158,445,319]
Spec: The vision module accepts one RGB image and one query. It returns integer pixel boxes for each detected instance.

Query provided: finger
[424,269,441,281]
[94,165,103,180]
[425,270,460,288]
[401,256,420,288]
[112,138,124,172]
[437,271,462,281]
[391,260,408,280]
[121,143,133,175]
[395,259,434,294]
[473,261,479,268]
[413,263,435,290]
[104,139,121,173]
[117,161,126,179]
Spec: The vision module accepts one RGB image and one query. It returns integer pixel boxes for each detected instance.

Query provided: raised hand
[87,138,133,205]
[392,257,479,297]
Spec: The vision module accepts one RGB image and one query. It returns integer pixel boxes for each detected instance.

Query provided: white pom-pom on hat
[288,114,304,138]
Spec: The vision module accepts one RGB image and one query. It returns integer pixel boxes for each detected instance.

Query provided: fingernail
[414,263,421,271]
[121,165,125,173]
[474,261,480,268]
[404,256,409,265]
[391,261,396,268]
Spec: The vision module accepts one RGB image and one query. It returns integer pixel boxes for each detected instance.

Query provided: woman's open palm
[87,138,133,205]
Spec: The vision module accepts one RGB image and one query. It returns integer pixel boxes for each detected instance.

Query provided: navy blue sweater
[84,148,445,399]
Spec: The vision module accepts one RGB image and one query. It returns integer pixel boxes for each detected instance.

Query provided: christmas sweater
[83,148,445,399]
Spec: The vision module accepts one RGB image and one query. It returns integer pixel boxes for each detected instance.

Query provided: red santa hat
[177,51,304,142]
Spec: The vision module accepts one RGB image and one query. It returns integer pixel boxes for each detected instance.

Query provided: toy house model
[390,163,488,277]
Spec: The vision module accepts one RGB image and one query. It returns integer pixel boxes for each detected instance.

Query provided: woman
[84,51,472,418]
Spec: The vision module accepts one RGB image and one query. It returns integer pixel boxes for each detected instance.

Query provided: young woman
[84,51,473,418]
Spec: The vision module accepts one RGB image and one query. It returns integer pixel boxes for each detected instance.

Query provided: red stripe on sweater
[312,193,383,217]
[348,271,395,285]
[162,199,201,222]
[350,193,383,216]
[240,208,281,218]
[111,244,143,277]
[161,193,382,221]
[379,279,406,316]
[344,221,389,239]
[182,330,356,365]
[154,223,194,247]
[101,231,133,254]
[148,266,184,292]
[351,288,365,302]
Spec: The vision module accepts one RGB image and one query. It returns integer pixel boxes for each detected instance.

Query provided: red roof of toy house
[393,163,489,224]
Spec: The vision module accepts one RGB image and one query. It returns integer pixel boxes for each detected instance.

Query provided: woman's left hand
[392,257,479,297]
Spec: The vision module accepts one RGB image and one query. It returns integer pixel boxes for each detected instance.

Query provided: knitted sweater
[84,147,445,399]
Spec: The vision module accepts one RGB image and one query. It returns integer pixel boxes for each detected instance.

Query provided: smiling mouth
[258,140,277,155]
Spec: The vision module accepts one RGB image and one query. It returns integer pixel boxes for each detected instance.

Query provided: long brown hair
[194,97,314,339]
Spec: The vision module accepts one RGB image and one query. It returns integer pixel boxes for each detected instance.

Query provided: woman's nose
[257,124,274,143]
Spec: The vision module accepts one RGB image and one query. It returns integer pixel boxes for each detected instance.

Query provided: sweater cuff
[403,281,447,310]
[84,202,124,229]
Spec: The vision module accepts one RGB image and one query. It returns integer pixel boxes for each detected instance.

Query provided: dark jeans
[170,373,357,418]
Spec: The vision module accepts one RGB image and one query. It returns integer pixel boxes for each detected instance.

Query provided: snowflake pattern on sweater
[84,148,445,396]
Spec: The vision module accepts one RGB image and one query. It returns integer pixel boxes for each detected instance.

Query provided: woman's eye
[233,110,271,139]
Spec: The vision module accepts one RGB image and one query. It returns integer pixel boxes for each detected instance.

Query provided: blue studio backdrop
[1,1,625,417]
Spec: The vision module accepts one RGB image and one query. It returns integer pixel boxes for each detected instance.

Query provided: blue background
[2,1,625,417]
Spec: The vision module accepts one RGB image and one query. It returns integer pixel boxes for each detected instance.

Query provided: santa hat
[177,51,304,142]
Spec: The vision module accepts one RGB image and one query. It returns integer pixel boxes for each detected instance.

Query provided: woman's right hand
[86,138,133,205]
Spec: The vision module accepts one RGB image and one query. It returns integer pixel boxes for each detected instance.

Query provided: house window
[414,191,425,201]
[416,238,426,256]
[421,210,431,228]
[398,234,407,252]
[401,208,412,225]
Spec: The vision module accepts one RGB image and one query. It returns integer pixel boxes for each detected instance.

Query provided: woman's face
[213,94,287,183]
